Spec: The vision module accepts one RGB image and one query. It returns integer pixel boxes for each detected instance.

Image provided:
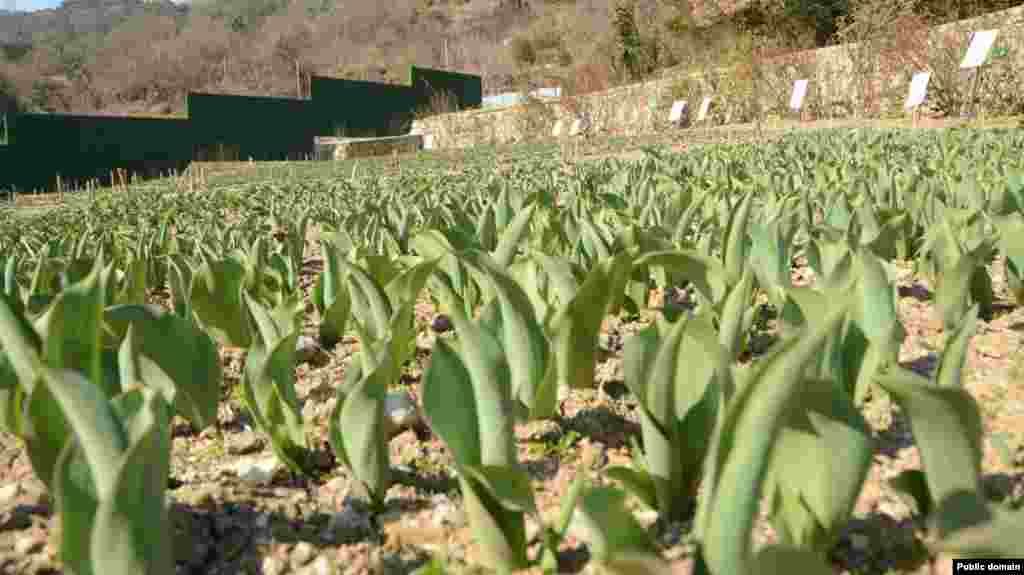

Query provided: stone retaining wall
[412,6,1024,150]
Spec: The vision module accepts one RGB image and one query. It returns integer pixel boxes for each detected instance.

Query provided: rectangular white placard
[669,100,688,122]
[423,133,435,150]
[960,30,999,69]
[790,79,808,110]
[552,120,564,137]
[904,71,931,109]
[697,96,712,121]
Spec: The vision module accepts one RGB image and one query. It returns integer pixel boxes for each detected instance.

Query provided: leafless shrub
[414,89,461,120]
[562,62,615,97]
[832,0,925,117]
[512,95,556,143]
[4,0,1021,121]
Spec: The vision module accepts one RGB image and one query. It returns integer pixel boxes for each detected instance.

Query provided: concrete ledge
[314,134,424,160]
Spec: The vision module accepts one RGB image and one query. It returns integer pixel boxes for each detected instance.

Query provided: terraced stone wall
[412,6,1024,150]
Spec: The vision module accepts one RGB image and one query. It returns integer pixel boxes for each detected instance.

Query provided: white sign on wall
[790,79,809,110]
[669,100,689,123]
[423,133,435,150]
[552,120,564,137]
[904,71,931,109]
[960,30,999,69]
[697,96,712,121]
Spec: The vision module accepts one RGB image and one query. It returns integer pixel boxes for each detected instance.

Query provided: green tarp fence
[1,66,482,193]
[4,112,192,193]
[188,93,318,161]
[411,66,483,112]
[0,146,10,194]
[310,76,418,138]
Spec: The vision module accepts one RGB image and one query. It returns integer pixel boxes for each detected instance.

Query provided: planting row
[1,128,1023,574]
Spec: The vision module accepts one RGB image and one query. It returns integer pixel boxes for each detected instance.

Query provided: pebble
[876,498,911,520]
[301,556,333,575]
[325,506,372,540]
[0,483,22,506]
[430,494,464,528]
[231,455,283,485]
[262,555,286,575]
[558,385,571,402]
[632,509,659,526]
[0,508,32,531]
[431,315,452,333]
[296,336,330,366]
[291,541,317,567]
[384,391,421,438]
[14,533,44,555]
[226,431,265,455]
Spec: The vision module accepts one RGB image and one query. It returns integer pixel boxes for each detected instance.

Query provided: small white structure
[552,120,564,137]
[697,96,713,122]
[669,100,690,127]
[904,71,931,109]
[790,79,809,110]
[961,30,998,69]
[530,87,562,99]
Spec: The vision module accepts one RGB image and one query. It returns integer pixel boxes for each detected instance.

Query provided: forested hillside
[0,0,1020,116]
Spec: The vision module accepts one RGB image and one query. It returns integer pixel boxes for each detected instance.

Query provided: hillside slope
[0,0,187,45]
[0,0,1018,117]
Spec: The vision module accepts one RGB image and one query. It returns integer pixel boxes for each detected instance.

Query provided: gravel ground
[1,245,1022,575]
[2,129,1023,574]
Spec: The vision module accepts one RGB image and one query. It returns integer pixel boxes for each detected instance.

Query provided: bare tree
[263,2,315,97]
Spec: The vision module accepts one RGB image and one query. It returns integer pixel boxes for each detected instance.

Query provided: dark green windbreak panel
[0,146,10,194]
[4,112,192,193]
[188,93,318,161]
[0,112,9,145]
[0,111,14,193]
[411,66,483,113]
[0,67,482,193]
[310,76,418,138]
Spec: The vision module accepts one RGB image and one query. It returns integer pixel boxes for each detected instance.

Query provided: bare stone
[14,533,44,555]
[230,455,282,485]
[290,541,317,567]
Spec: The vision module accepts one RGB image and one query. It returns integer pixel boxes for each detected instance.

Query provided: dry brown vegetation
[0,0,1015,119]
[0,0,1017,118]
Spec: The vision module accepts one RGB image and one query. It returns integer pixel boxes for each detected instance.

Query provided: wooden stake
[968,65,984,120]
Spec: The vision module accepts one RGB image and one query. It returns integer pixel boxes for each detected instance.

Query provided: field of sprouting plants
[1,128,1023,575]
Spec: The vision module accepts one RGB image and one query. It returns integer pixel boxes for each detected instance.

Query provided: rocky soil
[2,134,1024,573]
[1,244,1022,575]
